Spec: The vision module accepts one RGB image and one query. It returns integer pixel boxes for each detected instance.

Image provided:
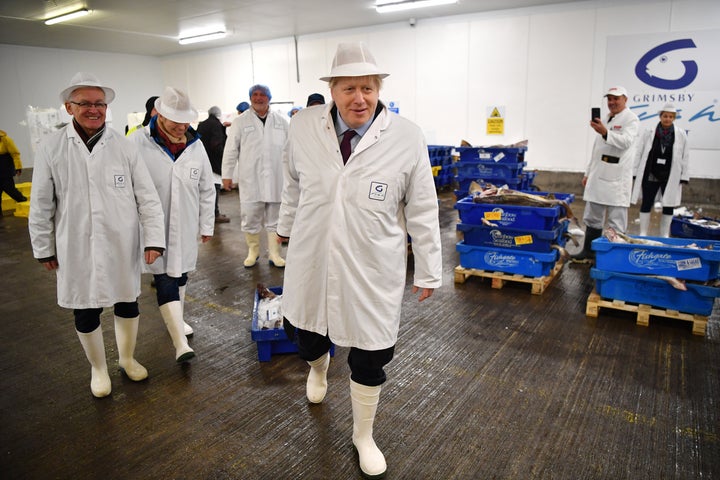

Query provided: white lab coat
[583,107,640,206]
[29,124,165,309]
[630,123,690,207]
[277,103,443,350]
[129,123,216,277]
[221,108,288,203]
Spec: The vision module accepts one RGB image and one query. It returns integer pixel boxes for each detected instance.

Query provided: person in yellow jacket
[0,130,27,209]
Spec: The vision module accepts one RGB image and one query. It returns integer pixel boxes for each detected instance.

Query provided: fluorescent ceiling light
[376,0,458,14]
[45,8,90,25]
[178,31,226,45]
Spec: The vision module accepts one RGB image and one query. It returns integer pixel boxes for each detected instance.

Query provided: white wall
[1,0,719,178]
[0,44,163,167]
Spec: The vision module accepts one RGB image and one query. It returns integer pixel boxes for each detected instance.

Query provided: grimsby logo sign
[634,39,698,90]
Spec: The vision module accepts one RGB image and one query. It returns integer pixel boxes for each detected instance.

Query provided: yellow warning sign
[486,106,505,135]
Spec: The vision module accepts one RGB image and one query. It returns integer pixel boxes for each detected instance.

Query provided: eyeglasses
[69,101,108,109]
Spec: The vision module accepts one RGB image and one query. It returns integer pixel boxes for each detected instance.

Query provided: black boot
[570,226,603,263]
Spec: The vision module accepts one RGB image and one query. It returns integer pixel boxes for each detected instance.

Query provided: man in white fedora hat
[128,86,216,364]
[29,72,166,398]
[631,102,690,237]
[277,42,442,479]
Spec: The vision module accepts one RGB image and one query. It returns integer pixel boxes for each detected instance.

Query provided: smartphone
[591,107,601,121]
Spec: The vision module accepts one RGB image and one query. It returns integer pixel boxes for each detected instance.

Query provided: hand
[15,169,21,176]
[589,119,607,136]
[201,235,212,243]
[222,179,233,191]
[277,234,289,244]
[145,249,162,265]
[581,176,588,187]
[42,259,59,271]
[412,285,434,302]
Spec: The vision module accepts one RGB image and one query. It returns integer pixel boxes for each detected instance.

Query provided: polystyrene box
[592,236,720,281]
[457,220,568,253]
[590,268,720,316]
[456,241,559,277]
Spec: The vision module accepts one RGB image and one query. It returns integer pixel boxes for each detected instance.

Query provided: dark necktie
[340,129,356,164]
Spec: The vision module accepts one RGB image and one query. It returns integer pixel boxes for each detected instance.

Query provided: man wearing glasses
[29,72,166,398]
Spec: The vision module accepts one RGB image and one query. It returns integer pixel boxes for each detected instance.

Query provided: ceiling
[0,0,582,57]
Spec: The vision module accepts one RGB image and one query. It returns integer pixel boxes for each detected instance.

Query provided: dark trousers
[283,318,395,387]
[214,184,221,217]
[153,273,188,306]
[0,155,25,203]
[74,302,140,333]
[640,178,675,215]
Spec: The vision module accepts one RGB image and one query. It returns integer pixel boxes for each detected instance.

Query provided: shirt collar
[334,111,373,138]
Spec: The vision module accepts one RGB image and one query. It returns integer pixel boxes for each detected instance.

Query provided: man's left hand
[412,285,434,302]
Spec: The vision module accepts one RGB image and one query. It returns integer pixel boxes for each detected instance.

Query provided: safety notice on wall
[486,106,505,135]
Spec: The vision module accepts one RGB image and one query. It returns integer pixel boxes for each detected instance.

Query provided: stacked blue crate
[453,145,535,198]
[589,236,720,316]
[428,145,454,190]
[453,192,574,277]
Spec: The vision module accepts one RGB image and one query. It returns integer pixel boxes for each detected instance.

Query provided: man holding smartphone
[572,86,639,262]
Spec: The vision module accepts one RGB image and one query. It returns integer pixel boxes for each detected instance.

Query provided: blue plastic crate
[454,195,571,231]
[592,236,720,282]
[457,220,568,253]
[456,146,527,164]
[456,241,559,277]
[671,216,720,240]
[454,160,526,180]
[590,268,720,316]
[251,286,335,362]
[455,176,523,193]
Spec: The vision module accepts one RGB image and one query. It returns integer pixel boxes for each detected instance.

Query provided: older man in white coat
[277,42,443,479]
[221,84,288,268]
[29,72,166,398]
[129,87,215,363]
[572,86,640,262]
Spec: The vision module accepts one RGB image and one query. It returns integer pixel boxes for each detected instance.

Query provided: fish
[257,283,277,299]
[604,227,667,246]
[469,181,574,219]
[648,275,687,291]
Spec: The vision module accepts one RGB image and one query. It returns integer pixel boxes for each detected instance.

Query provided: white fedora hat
[154,86,198,123]
[319,42,389,82]
[60,71,115,103]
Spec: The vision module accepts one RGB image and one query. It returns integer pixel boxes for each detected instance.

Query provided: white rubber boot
[76,326,112,398]
[244,233,261,268]
[114,316,148,381]
[639,212,651,236]
[267,231,286,268]
[179,285,193,337]
[159,301,195,363]
[350,379,387,479]
[306,352,330,403]
[660,214,673,238]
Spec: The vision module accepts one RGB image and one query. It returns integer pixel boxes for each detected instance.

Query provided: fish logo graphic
[635,39,698,90]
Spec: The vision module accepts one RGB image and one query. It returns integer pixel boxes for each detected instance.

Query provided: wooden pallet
[453,259,564,295]
[585,291,708,336]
